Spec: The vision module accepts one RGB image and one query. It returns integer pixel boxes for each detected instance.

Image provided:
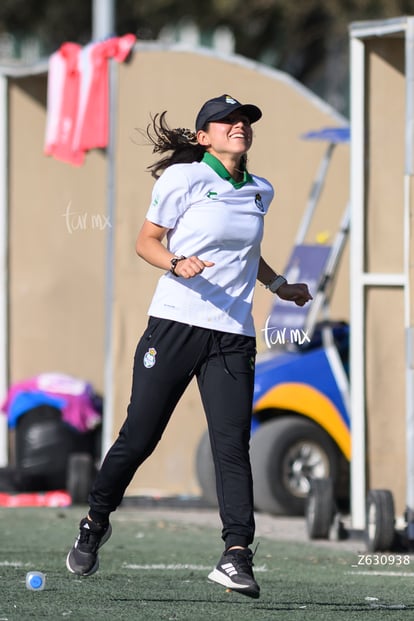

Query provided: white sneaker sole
[66,523,112,577]
[208,568,260,598]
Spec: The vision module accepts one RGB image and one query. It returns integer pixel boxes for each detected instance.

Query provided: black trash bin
[12,404,101,503]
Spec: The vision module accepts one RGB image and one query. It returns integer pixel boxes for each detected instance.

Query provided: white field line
[123,563,268,572]
[346,570,414,577]
[0,561,29,567]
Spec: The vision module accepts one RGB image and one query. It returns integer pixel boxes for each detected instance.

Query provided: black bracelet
[170,255,186,277]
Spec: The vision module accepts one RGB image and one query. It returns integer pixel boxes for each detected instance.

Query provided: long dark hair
[144,112,205,178]
[143,111,249,178]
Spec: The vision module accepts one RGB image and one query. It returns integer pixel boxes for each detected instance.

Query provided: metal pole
[404,17,414,541]
[92,0,117,457]
[0,75,8,466]
[294,142,336,246]
[92,0,115,40]
[102,60,117,458]
[349,33,367,531]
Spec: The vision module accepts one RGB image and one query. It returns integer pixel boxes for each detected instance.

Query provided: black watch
[170,255,186,277]
[266,274,287,293]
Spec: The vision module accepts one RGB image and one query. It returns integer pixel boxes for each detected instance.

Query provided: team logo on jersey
[143,347,157,368]
[206,190,219,200]
[255,193,264,211]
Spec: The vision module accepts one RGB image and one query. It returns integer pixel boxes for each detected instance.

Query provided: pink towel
[1,373,102,433]
[44,42,83,165]
[44,34,136,166]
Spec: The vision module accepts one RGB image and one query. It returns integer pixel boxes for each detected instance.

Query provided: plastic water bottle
[25,571,46,591]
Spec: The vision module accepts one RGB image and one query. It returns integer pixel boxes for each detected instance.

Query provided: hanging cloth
[44,34,136,166]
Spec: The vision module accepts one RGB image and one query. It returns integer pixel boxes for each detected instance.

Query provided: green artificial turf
[1,506,414,620]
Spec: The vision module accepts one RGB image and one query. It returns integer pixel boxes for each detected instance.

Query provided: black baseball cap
[195,94,262,132]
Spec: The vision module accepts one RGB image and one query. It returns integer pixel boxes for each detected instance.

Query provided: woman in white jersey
[67,94,312,599]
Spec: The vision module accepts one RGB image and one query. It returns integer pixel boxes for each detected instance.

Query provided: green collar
[202,152,253,189]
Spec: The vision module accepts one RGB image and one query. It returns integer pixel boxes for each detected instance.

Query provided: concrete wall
[363,36,406,513]
[5,44,349,496]
[8,74,106,388]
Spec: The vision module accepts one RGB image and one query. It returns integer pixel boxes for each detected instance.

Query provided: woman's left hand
[276,283,313,307]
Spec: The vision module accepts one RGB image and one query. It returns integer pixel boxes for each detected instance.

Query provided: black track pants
[89,317,257,548]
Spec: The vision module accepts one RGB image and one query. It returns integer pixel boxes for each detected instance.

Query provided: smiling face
[196,111,253,165]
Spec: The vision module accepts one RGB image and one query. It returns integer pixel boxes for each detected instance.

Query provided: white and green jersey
[146,152,274,336]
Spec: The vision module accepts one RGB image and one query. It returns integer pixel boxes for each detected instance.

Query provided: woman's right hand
[173,256,215,278]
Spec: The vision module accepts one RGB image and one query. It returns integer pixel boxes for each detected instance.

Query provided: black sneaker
[208,547,260,599]
[66,517,112,576]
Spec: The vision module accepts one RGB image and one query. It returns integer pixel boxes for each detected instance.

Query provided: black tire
[330,512,349,541]
[15,405,69,490]
[250,416,341,515]
[365,489,396,552]
[66,453,94,505]
[306,478,335,539]
[195,430,218,506]
[0,467,19,492]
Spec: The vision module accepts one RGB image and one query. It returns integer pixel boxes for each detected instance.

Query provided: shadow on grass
[110,595,413,612]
